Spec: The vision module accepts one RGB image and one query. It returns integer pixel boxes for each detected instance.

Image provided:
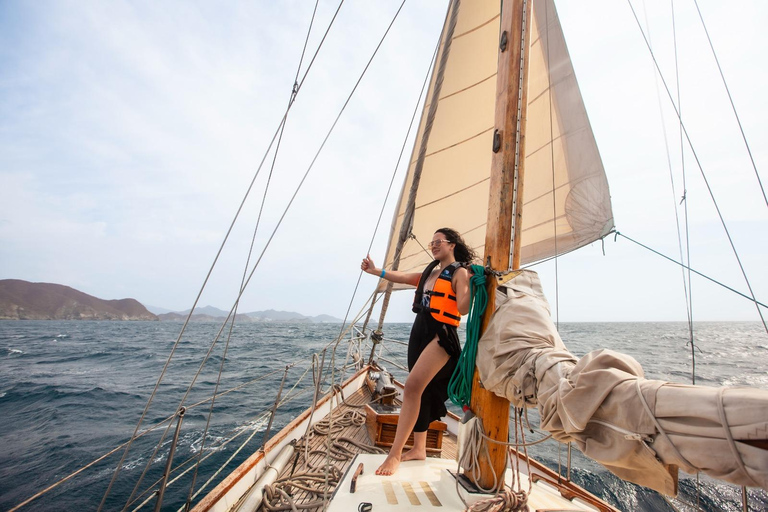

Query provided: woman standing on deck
[361,228,475,475]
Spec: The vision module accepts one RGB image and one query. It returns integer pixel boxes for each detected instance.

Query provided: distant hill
[177,305,231,317]
[156,311,257,323]
[245,308,343,323]
[144,304,174,315]
[0,280,157,321]
[156,306,342,323]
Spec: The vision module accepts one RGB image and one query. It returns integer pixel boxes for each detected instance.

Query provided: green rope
[448,264,488,408]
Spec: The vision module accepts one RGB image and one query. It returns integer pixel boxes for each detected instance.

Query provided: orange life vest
[412,261,462,327]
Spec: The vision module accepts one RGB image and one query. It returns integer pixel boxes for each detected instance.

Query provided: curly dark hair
[434,227,478,264]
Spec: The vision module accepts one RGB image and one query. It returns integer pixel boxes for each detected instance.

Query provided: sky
[0,0,766,324]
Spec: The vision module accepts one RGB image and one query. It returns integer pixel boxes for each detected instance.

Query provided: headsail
[380,0,613,291]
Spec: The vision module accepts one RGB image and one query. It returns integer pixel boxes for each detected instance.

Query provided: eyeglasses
[428,239,451,248]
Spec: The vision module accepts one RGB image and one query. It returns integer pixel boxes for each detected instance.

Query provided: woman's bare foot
[401,447,427,462]
[375,453,401,475]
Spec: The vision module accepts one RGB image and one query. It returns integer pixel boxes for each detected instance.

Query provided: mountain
[177,305,231,317]
[244,309,308,322]
[144,304,175,315]
[0,280,157,321]
[243,309,342,323]
[155,307,342,323]
[156,312,257,323]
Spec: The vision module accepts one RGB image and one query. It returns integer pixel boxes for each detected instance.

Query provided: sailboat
[5,0,766,511]
[183,0,766,510]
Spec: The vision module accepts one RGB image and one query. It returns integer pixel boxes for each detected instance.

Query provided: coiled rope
[448,264,488,408]
[466,488,529,512]
[262,405,384,511]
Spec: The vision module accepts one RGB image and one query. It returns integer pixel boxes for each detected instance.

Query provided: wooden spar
[467,0,532,490]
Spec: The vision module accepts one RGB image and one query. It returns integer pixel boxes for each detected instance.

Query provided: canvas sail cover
[378,0,613,290]
[475,270,768,495]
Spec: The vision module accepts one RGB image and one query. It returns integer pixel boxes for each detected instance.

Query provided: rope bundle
[448,264,488,407]
[262,404,383,511]
[261,466,342,511]
[312,409,365,436]
[466,488,529,512]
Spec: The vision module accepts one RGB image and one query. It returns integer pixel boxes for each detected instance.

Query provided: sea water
[0,321,766,511]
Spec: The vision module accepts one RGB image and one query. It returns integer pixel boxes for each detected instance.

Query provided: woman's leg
[401,431,428,462]
[375,337,449,475]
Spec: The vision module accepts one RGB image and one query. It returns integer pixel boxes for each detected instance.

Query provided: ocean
[0,320,766,511]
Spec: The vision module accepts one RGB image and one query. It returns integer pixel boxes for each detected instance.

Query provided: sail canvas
[380,0,613,291]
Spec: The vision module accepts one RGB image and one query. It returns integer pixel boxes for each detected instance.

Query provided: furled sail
[475,270,768,495]
[379,0,613,290]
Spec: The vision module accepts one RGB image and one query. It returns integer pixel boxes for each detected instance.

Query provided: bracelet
[380,269,386,279]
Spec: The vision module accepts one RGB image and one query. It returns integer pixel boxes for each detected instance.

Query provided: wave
[1,382,144,410]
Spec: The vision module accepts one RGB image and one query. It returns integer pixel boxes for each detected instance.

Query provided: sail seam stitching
[415,178,490,210]
[409,126,493,164]
[452,14,500,40]
[437,72,497,102]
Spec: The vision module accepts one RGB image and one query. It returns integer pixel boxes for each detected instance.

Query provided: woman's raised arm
[361,254,421,287]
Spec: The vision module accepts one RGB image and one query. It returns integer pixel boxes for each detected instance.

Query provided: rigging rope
[448,264,488,408]
[691,0,767,210]
[641,0,698,384]
[117,2,414,507]
[626,0,768,335]
[669,0,699,388]
[542,0,560,332]
[376,0,460,332]
[12,326,357,511]
[666,1,699,387]
[98,4,350,510]
[185,1,326,504]
[344,14,438,336]
[614,231,767,310]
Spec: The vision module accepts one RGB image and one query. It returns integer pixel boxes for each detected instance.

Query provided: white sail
[380,0,613,289]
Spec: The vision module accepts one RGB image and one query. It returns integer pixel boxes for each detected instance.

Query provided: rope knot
[466,488,529,511]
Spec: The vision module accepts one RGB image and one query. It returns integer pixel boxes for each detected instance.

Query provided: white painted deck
[327,453,601,511]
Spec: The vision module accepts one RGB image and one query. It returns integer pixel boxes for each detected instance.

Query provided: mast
[468,0,532,490]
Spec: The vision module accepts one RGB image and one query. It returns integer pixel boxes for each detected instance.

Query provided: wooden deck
[259,385,458,511]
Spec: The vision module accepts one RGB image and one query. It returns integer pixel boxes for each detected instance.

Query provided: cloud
[0,0,765,322]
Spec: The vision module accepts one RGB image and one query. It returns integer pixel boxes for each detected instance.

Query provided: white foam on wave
[235,415,270,435]
[188,432,228,454]
[7,348,23,355]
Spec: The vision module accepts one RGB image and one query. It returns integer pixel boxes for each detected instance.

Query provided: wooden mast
[468,0,532,490]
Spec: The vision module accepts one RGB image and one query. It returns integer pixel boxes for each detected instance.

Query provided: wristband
[380,269,386,279]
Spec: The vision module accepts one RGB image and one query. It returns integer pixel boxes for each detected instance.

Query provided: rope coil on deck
[466,488,529,512]
[262,467,342,511]
[262,393,384,511]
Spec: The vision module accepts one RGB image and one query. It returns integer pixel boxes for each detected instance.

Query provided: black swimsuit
[407,265,462,432]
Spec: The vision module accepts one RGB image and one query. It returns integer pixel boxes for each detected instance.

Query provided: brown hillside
[0,279,158,320]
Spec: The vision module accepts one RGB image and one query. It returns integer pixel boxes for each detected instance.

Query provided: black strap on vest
[412,259,440,314]
[412,260,462,314]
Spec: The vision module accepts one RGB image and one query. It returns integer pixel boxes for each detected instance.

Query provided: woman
[361,228,476,475]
